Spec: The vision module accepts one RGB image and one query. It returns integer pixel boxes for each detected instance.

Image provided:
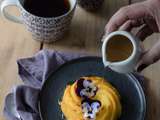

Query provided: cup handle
[0,0,22,24]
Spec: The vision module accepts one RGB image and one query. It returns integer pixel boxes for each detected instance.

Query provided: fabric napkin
[3,49,145,120]
[3,49,86,120]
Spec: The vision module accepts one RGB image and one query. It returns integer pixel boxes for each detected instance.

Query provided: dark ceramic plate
[39,57,146,120]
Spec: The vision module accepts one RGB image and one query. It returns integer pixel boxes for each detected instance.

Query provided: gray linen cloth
[3,49,86,120]
[3,49,145,120]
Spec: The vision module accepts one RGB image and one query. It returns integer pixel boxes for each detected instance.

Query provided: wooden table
[0,0,160,120]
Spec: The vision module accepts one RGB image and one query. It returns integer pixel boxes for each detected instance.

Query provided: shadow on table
[142,76,160,120]
[86,0,128,19]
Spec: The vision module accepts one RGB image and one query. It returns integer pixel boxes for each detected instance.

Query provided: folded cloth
[3,49,145,120]
[4,49,86,120]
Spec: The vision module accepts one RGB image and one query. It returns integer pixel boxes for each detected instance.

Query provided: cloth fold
[17,50,85,89]
[4,49,85,120]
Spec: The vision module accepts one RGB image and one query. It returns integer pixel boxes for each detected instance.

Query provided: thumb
[136,40,160,72]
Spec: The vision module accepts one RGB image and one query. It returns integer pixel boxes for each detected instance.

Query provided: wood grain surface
[43,0,129,55]
[0,0,160,120]
[0,7,41,120]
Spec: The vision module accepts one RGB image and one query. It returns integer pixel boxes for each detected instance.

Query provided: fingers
[119,19,144,31]
[136,25,153,41]
[105,1,151,34]
[137,40,160,72]
[145,18,159,33]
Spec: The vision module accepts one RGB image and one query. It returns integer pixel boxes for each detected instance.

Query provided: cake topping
[76,78,98,98]
[76,78,100,119]
[81,98,101,120]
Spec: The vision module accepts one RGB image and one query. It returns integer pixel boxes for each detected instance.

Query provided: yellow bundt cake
[60,76,122,120]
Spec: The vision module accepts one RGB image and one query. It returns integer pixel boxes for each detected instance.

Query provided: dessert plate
[39,57,146,120]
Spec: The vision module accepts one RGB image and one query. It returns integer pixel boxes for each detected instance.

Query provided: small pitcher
[102,31,142,73]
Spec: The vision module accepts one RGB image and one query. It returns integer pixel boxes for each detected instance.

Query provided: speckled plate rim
[38,56,146,120]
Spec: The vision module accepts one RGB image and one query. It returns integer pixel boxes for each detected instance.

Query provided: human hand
[104,0,160,72]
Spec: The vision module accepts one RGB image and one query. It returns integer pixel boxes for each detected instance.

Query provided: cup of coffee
[102,31,142,73]
[0,0,77,42]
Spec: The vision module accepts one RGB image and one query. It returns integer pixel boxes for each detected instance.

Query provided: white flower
[79,80,97,98]
[81,99,101,120]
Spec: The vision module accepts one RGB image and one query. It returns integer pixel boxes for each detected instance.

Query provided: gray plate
[39,57,146,120]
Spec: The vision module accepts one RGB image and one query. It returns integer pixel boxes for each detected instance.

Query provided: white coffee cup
[102,31,142,73]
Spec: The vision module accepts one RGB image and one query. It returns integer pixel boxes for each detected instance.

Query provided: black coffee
[23,0,70,17]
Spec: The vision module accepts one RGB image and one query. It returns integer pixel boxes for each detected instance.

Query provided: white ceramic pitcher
[102,31,142,73]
